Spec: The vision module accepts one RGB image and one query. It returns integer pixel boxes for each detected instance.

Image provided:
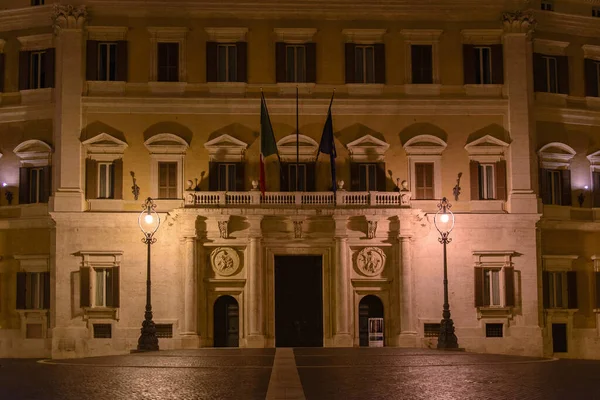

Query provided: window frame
[594,7,600,18]
[414,162,434,200]
[474,46,492,85]
[217,43,237,83]
[358,163,377,192]
[542,56,558,93]
[158,161,179,199]
[285,44,307,83]
[31,0,44,5]
[403,134,446,201]
[148,27,188,83]
[354,45,375,84]
[29,50,46,90]
[79,251,122,318]
[97,42,117,81]
[144,133,189,201]
[483,267,503,307]
[97,162,115,199]
[28,167,43,204]
[478,163,496,200]
[541,0,554,11]
[287,163,307,192]
[401,29,442,86]
[217,163,237,191]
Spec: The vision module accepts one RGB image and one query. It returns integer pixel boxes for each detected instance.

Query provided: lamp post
[433,197,459,349]
[137,197,160,351]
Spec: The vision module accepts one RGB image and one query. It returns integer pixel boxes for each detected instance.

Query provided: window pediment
[14,139,52,166]
[587,150,600,168]
[204,134,248,162]
[205,27,248,43]
[342,29,386,44]
[534,39,569,56]
[277,134,318,162]
[83,133,128,162]
[14,254,49,272]
[538,142,575,169]
[403,135,447,156]
[274,28,317,43]
[144,133,189,155]
[542,255,578,271]
[465,135,509,163]
[346,134,389,162]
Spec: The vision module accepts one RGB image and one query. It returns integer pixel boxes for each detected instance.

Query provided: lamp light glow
[585,185,589,190]
[440,213,450,223]
[144,214,154,224]
[2,183,6,187]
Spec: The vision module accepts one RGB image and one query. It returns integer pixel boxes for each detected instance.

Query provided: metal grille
[155,324,173,338]
[93,324,112,339]
[486,323,503,338]
[424,323,441,338]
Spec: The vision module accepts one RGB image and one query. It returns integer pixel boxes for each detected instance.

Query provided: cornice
[535,104,600,126]
[533,9,600,38]
[0,5,53,33]
[0,103,54,123]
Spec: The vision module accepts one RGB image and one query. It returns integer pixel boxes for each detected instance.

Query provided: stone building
[0,0,599,359]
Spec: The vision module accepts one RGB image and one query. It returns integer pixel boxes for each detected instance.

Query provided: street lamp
[137,197,160,351]
[433,197,459,349]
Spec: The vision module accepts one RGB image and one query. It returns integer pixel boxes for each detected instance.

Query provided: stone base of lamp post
[437,318,460,350]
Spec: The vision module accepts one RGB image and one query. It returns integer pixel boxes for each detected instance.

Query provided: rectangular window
[411,45,433,84]
[594,7,600,17]
[596,62,600,96]
[548,271,567,308]
[287,164,307,191]
[98,162,114,199]
[424,323,441,338]
[478,164,495,200]
[93,324,112,339]
[155,324,174,338]
[157,42,179,82]
[286,45,306,83]
[486,323,503,338]
[543,56,558,93]
[217,44,237,82]
[355,46,375,84]
[25,272,47,309]
[415,162,434,199]
[98,43,117,81]
[547,169,562,205]
[474,47,492,85]
[29,167,43,204]
[29,51,46,89]
[94,268,115,308]
[541,1,554,11]
[358,164,377,191]
[483,269,501,307]
[158,162,178,199]
[218,163,237,191]
[31,0,44,5]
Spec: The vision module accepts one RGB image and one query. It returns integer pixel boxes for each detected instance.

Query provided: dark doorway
[552,323,568,353]
[275,255,323,347]
[358,295,384,347]
[213,295,239,347]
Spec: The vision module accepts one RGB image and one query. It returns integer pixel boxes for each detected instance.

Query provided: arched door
[358,295,384,347]
[213,295,239,347]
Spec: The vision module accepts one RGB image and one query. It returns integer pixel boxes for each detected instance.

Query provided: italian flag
[259,93,279,195]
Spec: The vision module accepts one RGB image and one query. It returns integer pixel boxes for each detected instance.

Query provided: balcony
[185,190,412,208]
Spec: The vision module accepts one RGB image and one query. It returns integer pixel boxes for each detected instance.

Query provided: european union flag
[317,92,336,192]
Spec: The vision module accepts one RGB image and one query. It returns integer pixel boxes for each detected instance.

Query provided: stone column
[333,215,352,346]
[51,5,87,212]
[178,211,199,347]
[502,11,538,214]
[246,215,265,347]
[397,235,417,346]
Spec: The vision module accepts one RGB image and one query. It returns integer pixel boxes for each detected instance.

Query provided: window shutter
[567,271,578,309]
[305,42,317,83]
[542,271,550,309]
[350,163,360,191]
[561,169,572,206]
[280,163,289,191]
[235,42,247,83]
[86,40,99,81]
[470,160,480,200]
[504,267,515,307]
[107,267,120,308]
[557,55,570,95]
[474,267,485,307]
[19,167,30,204]
[593,172,600,207]
[539,168,551,205]
[39,166,52,203]
[491,44,504,85]
[80,267,90,308]
[375,162,386,191]
[533,53,546,92]
[19,51,30,90]
[16,272,26,310]
[585,59,598,98]
[235,162,245,191]
[462,45,476,85]
[374,43,386,84]
[208,161,218,191]
[44,48,55,88]
[206,41,218,82]
[595,272,600,309]
[116,41,128,82]
[0,53,5,92]
[344,43,356,84]
[306,162,316,192]
[275,42,287,83]
[85,159,98,199]
[495,160,507,201]
[113,158,123,200]
[43,271,50,309]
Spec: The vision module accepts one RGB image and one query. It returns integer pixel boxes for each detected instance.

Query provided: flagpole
[296,85,299,192]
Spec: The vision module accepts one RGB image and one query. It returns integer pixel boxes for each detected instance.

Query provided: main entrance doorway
[358,295,384,347]
[275,255,323,347]
[213,295,239,347]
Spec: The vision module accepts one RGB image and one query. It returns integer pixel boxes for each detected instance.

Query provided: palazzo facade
[1,0,600,359]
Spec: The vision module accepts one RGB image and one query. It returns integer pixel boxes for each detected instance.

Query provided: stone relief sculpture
[356,247,386,277]
[293,220,303,239]
[367,220,377,239]
[210,247,240,276]
[218,220,229,239]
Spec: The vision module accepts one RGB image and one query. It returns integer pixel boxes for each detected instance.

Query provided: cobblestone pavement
[1,348,600,400]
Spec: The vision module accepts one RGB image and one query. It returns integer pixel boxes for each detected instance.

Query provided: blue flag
[317,93,336,192]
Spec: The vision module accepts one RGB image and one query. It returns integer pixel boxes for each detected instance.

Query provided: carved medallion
[356,247,386,277]
[210,247,240,276]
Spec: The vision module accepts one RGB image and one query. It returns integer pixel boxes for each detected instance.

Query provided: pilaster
[178,213,199,347]
[246,215,265,347]
[333,215,352,346]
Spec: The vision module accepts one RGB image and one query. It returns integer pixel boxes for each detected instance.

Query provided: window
[415,163,434,199]
[411,45,433,84]
[94,268,117,307]
[548,170,561,205]
[541,0,554,11]
[218,163,236,191]
[98,43,117,81]
[287,163,307,192]
[156,324,174,338]
[585,58,600,98]
[594,7,600,17]
[98,163,114,199]
[543,56,558,93]
[540,168,572,206]
[29,167,43,204]
[157,42,179,82]
[474,47,492,85]
[158,162,178,198]
[474,258,515,309]
[16,272,49,310]
[424,323,440,338]
[483,268,501,306]
[29,51,46,89]
[359,164,377,191]
[93,324,112,338]
[355,46,375,84]
[79,252,121,314]
[486,323,503,338]
[217,44,237,82]
[286,45,306,83]
[543,270,578,310]
[31,0,44,5]
[478,164,495,200]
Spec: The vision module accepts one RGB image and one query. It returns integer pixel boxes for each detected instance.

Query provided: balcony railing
[185,190,412,207]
